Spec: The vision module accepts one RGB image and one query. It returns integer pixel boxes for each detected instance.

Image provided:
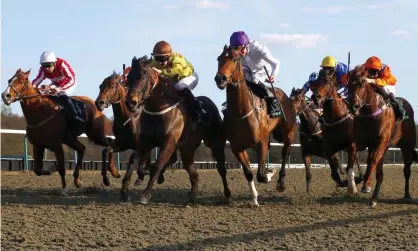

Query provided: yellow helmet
[320,56,337,68]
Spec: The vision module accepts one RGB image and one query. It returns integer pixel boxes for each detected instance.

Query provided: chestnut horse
[1,69,119,194]
[123,56,231,205]
[95,70,178,186]
[214,45,297,206]
[289,88,362,193]
[309,70,364,189]
[346,66,417,207]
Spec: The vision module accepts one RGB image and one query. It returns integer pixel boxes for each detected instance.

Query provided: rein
[222,57,263,119]
[123,67,183,125]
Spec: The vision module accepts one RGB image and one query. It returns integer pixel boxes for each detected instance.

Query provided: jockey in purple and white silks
[229,31,282,118]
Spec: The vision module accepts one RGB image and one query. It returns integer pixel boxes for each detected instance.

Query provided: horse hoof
[361,186,372,193]
[134,178,142,186]
[61,188,69,196]
[74,179,83,188]
[109,169,121,178]
[157,174,165,184]
[139,196,149,205]
[276,184,285,193]
[256,175,267,184]
[347,186,358,195]
[34,171,42,176]
[103,176,111,187]
[369,201,377,208]
[120,193,130,202]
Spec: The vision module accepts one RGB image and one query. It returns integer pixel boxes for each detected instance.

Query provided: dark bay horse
[309,70,364,189]
[347,66,417,207]
[95,70,177,186]
[2,69,119,194]
[214,45,297,206]
[290,88,363,193]
[123,56,231,205]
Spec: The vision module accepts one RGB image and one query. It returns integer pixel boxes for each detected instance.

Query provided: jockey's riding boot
[179,88,208,124]
[374,85,406,120]
[388,93,407,120]
[58,95,84,124]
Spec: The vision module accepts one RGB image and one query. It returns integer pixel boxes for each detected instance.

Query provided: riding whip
[263,66,287,121]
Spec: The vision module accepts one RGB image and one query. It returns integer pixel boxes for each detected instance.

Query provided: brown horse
[1,69,119,194]
[346,66,417,207]
[122,56,231,205]
[95,70,178,186]
[214,45,296,206]
[290,87,362,193]
[309,70,364,189]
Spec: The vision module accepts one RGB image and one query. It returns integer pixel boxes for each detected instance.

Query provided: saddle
[49,96,86,134]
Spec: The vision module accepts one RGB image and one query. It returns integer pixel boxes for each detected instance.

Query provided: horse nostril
[5,93,11,98]
[98,100,105,105]
[221,75,227,82]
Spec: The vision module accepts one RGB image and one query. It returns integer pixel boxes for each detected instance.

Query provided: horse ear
[291,87,295,92]
[24,69,31,77]
[223,44,228,51]
[131,56,137,67]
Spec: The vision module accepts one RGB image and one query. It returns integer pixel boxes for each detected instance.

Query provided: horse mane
[348,65,366,80]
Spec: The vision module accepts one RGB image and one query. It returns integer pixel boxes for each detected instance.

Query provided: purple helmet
[230,31,250,47]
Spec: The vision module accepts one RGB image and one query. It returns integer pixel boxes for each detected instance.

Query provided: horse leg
[328,154,345,188]
[64,137,86,188]
[120,149,144,202]
[256,140,275,184]
[207,139,231,202]
[355,155,364,179]
[179,148,199,205]
[134,151,151,186]
[401,148,413,200]
[277,139,291,193]
[362,145,386,194]
[302,148,312,193]
[86,130,120,178]
[233,148,259,206]
[33,145,45,176]
[346,143,358,194]
[54,146,68,195]
[139,139,177,205]
[370,158,384,207]
[158,150,178,184]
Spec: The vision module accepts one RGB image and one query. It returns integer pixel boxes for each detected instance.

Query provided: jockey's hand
[265,76,275,84]
[152,67,162,74]
[51,86,62,94]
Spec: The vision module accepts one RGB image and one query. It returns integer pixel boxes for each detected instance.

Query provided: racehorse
[95,69,177,186]
[290,87,362,193]
[2,69,119,194]
[123,55,231,205]
[214,45,297,206]
[309,70,364,190]
[346,65,417,207]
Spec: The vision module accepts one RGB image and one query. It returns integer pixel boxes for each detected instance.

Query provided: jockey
[229,31,281,118]
[150,40,207,124]
[319,56,349,98]
[301,72,319,95]
[32,51,83,124]
[362,56,406,120]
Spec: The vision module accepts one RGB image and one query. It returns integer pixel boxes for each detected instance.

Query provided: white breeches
[58,84,76,96]
[174,72,199,92]
[384,85,396,95]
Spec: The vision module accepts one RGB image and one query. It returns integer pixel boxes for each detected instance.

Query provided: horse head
[2,69,32,105]
[214,45,245,90]
[310,69,337,107]
[125,55,160,112]
[347,65,378,115]
[289,87,308,115]
[95,71,127,111]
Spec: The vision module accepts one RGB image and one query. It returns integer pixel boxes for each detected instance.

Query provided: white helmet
[40,51,57,64]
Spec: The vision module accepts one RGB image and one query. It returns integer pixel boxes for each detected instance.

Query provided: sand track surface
[1,167,418,251]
